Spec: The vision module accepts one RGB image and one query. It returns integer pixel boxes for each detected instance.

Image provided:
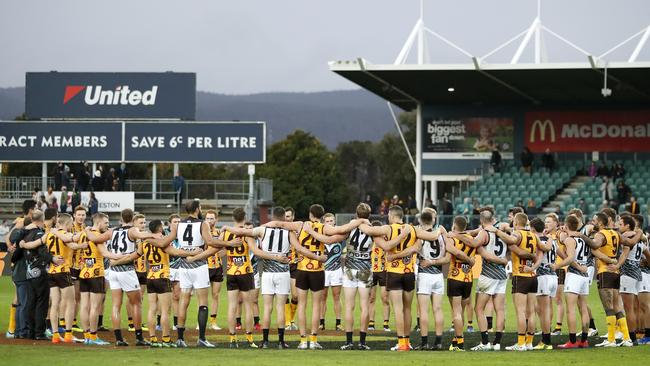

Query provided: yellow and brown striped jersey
[297,221,325,272]
[143,240,170,279]
[79,230,105,279]
[223,229,253,275]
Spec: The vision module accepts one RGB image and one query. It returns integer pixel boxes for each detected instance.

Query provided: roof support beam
[474,57,540,104]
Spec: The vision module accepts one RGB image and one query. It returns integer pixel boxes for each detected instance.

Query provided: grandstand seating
[455,159,650,219]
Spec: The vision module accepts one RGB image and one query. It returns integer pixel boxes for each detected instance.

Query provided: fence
[0,176,273,205]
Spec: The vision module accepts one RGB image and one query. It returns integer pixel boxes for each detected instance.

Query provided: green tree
[335,111,416,210]
[258,130,348,217]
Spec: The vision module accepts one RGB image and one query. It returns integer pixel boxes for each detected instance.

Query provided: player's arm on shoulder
[147,225,177,248]
[129,227,153,241]
[85,228,112,243]
[96,243,123,260]
[307,225,346,244]
[110,251,139,266]
[445,237,471,264]
[449,230,486,248]
[477,245,508,265]
[289,231,320,261]
[620,229,642,247]
[358,223,390,238]
[414,227,440,242]
[265,220,303,232]
[19,234,46,249]
[221,226,255,238]
[323,218,365,235]
[204,224,242,248]
[552,237,576,271]
[386,240,421,262]
[495,228,520,246]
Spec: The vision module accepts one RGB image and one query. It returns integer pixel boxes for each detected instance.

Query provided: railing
[0,176,273,204]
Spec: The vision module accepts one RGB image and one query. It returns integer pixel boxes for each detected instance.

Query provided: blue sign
[0,121,122,162]
[125,122,266,163]
[26,72,196,120]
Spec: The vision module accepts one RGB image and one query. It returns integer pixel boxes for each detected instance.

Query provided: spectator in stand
[390,194,403,207]
[70,185,81,209]
[588,161,597,180]
[541,148,555,171]
[597,162,610,177]
[88,192,99,215]
[76,161,90,191]
[521,147,534,174]
[600,176,615,202]
[61,165,71,190]
[440,193,453,228]
[616,179,632,206]
[407,195,418,215]
[424,197,436,210]
[105,168,115,191]
[37,195,48,211]
[59,187,68,213]
[525,199,539,215]
[173,171,186,203]
[44,186,55,206]
[49,197,58,212]
[92,170,103,192]
[490,147,502,173]
[31,188,40,202]
[378,200,388,216]
[516,200,525,211]
[471,200,481,228]
[459,197,472,215]
[54,162,63,190]
[614,163,626,180]
[117,163,128,191]
[578,198,587,215]
[630,196,640,214]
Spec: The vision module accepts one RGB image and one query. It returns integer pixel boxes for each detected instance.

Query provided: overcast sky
[1,0,648,94]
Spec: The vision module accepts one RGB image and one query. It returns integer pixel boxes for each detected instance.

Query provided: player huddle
[5,199,650,352]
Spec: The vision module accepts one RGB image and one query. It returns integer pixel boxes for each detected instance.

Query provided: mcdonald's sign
[525,110,650,152]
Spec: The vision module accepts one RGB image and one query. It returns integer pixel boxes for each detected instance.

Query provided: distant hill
[0,87,398,148]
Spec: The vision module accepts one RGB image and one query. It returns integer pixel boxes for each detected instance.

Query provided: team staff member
[20,213,87,343]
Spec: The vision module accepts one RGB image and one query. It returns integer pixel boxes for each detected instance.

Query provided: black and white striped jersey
[537,235,557,276]
[345,228,373,271]
[108,225,136,272]
[176,217,206,269]
[620,241,646,281]
[259,227,291,273]
[481,231,508,280]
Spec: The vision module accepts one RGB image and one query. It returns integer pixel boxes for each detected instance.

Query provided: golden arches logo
[529,119,556,143]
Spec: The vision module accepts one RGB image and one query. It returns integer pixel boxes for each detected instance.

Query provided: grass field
[0,276,648,365]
